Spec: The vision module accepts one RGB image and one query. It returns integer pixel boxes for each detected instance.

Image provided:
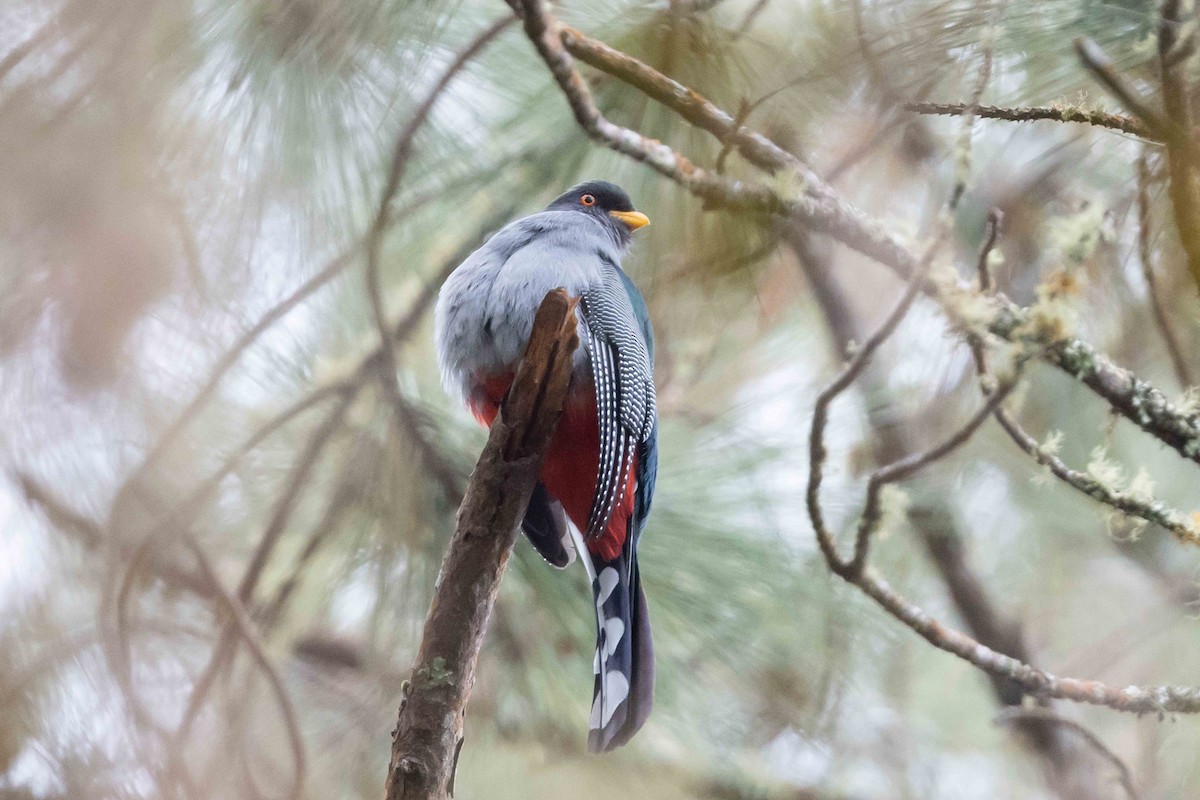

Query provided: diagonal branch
[384,289,579,800]
[186,539,307,800]
[514,3,1200,475]
[364,15,516,413]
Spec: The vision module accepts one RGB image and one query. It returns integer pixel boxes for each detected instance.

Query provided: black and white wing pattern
[578,258,657,541]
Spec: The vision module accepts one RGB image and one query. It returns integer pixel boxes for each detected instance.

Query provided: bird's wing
[579,257,657,541]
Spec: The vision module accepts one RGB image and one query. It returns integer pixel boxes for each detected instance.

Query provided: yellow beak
[609,210,650,230]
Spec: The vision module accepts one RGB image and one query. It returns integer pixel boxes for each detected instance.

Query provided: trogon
[435,180,658,751]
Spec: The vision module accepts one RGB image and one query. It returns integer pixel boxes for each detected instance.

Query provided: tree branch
[365,15,516,413]
[803,240,1200,717]
[906,101,1152,140]
[513,4,1200,474]
[384,289,579,800]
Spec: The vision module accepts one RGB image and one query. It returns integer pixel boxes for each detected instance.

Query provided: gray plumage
[434,213,655,463]
[433,180,658,753]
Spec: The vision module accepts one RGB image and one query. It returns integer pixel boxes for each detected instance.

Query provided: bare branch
[807,231,944,574]
[175,390,355,744]
[848,376,1018,576]
[186,540,307,800]
[801,239,1200,717]
[855,572,1200,713]
[384,290,579,800]
[364,15,516,411]
[906,101,1152,140]
[790,218,1088,790]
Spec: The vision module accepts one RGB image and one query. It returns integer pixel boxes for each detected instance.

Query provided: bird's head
[547,180,649,249]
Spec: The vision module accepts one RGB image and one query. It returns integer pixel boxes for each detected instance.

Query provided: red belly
[470,373,634,560]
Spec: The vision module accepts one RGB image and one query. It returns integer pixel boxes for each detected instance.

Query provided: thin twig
[951,3,1004,210]
[848,376,1019,576]
[798,217,1200,715]
[364,15,515,414]
[906,101,1152,140]
[175,390,355,745]
[186,539,307,800]
[995,708,1139,800]
[807,240,936,574]
[1137,154,1193,388]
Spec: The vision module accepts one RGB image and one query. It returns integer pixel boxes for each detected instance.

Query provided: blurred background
[3,0,1200,797]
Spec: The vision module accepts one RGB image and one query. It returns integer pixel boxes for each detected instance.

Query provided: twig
[800,226,1200,715]
[847,377,1018,576]
[364,15,515,414]
[807,242,934,574]
[186,539,307,800]
[1074,35,1200,177]
[384,290,579,800]
[950,3,1004,210]
[906,101,1152,140]
[1137,154,1193,388]
[175,390,355,744]
[995,708,1139,800]
[123,178,465,501]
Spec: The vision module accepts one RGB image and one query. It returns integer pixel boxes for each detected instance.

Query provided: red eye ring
[580,194,596,206]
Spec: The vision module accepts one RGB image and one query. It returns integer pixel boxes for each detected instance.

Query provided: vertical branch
[384,290,579,800]
[1157,0,1200,294]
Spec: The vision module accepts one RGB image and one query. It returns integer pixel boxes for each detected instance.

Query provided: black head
[546,180,649,247]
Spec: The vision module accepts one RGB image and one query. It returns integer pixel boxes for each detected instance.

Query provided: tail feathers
[587,551,654,752]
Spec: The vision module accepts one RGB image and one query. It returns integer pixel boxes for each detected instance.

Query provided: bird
[434,180,658,752]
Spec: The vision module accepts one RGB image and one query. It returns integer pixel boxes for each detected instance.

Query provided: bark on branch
[384,289,579,800]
